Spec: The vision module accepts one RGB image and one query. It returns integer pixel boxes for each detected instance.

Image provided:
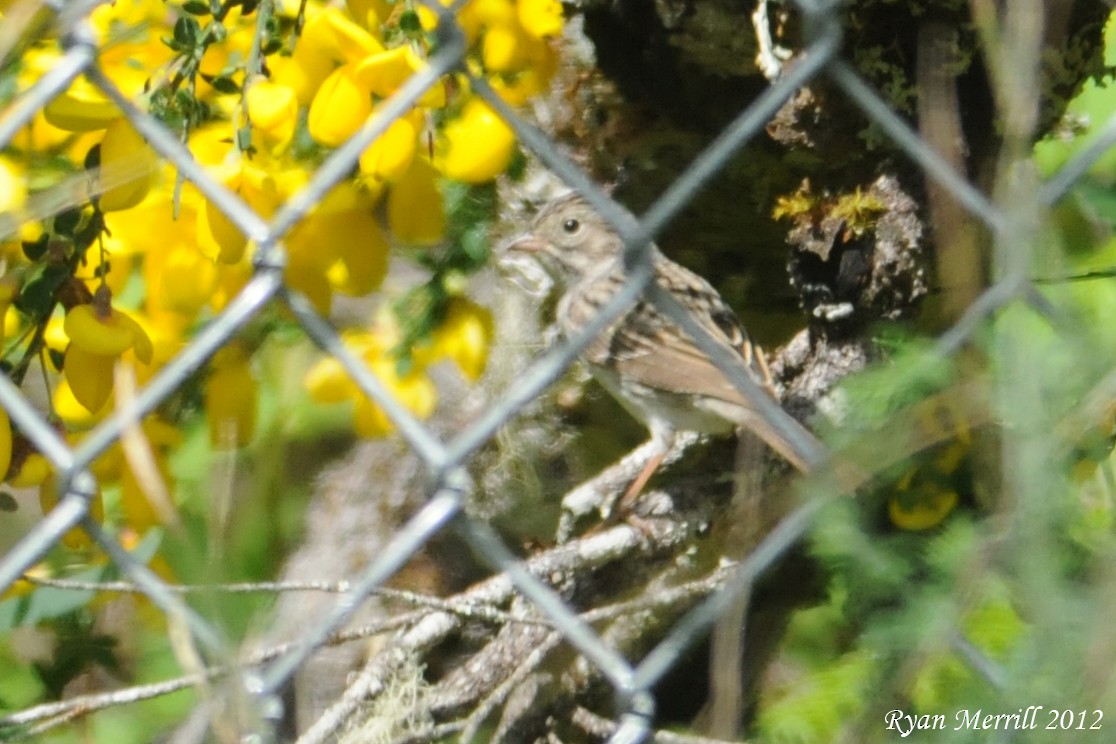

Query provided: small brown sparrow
[507,192,822,502]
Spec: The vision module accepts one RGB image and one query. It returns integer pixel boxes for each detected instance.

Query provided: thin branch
[23,575,550,627]
[7,520,704,736]
[458,630,564,743]
[571,706,749,744]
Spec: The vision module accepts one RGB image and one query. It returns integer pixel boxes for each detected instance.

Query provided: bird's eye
[562,218,580,234]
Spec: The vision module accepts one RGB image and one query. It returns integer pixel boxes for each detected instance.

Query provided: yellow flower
[1,306,20,347]
[308,61,372,147]
[359,111,420,183]
[272,39,338,106]
[424,299,493,381]
[196,188,247,264]
[448,0,487,42]
[54,377,111,427]
[304,326,437,438]
[131,311,186,369]
[305,356,360,403]
[286,254,335,316]
[63,297,154,413]
[246,79,300,149]
[64,302,153,360]
[329,223,391,296]
[287,181,390,296]
[148,243,219,316]
[517,0,564,39]
[43,312,69,355]
[120,450,172,532]
[90,441,125,483]
[188,123,239,167]
[346,0,393,29]
[102,186,197,259]
[43,76,120,131]
[195,7,254,97]
[0,277,17,347]
[304,329,376,402]
[133,193,218,316]
[196,156,297,264]
[8,453,51,489]
[102,417,183,532]
[483,22,527,72]
[0,405,10,482]
[98,118,160,212]
[8,111,72,152]
[302,5,384,63]
[441,99,516,183]
[0,156,25,213]
[3,563,49,600]
[211,257,254,313]
[388,156,445,245]
[352,46,447,107]
[355,356,438,437]
[89,2,177,96]
[65,346,117,415]
[205,346,257,450]
[355,46,417,97]
[39,475,105,550]
[888,485,959,531]
[89,0,168,36]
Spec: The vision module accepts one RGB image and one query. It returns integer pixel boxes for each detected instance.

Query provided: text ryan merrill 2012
[884,707,1103,738]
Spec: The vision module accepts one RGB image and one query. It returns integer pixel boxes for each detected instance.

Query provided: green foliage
[758,648,877,743]
[764,92,1116,733]
[392,180,499,364]
[0,533,162,631]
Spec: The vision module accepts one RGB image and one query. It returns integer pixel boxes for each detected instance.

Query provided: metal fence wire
[1,0,1115,741]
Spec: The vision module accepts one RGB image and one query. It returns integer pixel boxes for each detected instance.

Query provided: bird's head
[505,193,624,284]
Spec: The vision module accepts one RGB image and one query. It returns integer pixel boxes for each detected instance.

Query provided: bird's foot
[557,432,698,541]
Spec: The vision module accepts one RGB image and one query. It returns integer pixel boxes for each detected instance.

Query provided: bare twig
[7,519,709,739]
[572,706,748,744]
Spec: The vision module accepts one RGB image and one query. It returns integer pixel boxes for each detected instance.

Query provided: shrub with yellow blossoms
[0,0,562,553]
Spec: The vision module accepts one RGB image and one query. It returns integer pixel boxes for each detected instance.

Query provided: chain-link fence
[1,0,1115,741]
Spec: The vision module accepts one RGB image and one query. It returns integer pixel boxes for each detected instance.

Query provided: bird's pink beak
[505,234,547,253]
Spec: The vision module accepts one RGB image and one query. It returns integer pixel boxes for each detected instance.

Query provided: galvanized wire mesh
[0,0,1112,742]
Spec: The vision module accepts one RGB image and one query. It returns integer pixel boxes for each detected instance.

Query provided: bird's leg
[609,441,669,519]
[604,420,675,519]
[557,428,683,541]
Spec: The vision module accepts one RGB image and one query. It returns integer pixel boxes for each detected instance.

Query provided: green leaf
[505,147,527,180]
[174,87,198,115]
[83,143,101,171]
[162,33,185,53]
[21,233,48,261]
[127,528,164,565]
[399,9,421,33]
[14,263,70,319]
[208,74,240,94]
[53,207,82,237]
[173,15,201,47]
[459,223,491,268]
[182,0,211,15]
[73,209,106,251]
[0,564,110,629]
[205,20,228,44]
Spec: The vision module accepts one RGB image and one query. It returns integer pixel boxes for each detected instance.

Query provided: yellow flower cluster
[0,0,561,541]
[305,299,492,436]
